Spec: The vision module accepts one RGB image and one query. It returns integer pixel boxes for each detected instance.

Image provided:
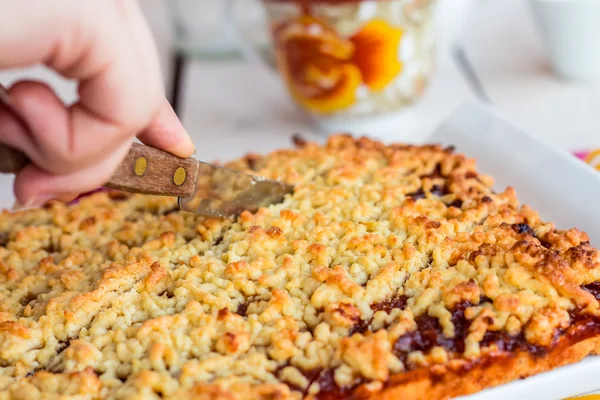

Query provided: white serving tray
[427,103,600,400]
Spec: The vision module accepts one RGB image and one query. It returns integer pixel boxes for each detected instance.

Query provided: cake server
[0,86,292,218]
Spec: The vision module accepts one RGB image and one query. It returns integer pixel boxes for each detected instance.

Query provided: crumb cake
[0,135,599,400]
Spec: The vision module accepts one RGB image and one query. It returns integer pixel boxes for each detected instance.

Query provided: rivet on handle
[173,167,186,186]
[134,157,147,176]
[102,142,199,197]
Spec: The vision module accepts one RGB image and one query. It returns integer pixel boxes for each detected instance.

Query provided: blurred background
[0,0,599,206]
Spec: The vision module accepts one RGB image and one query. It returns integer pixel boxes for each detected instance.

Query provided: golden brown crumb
[0,134,598,400]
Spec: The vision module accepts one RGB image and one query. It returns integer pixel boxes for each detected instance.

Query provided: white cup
[529,0,600,83]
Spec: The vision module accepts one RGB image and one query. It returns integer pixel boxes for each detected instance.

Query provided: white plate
[460,356,600,400]
[428,102,600,399]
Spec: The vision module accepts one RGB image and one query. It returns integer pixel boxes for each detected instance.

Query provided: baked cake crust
[0,135,599,400]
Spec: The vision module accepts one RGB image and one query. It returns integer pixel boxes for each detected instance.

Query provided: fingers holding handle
[0,0,195,206]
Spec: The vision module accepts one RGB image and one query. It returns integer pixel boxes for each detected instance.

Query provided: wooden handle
[0,142,199,197]
[105,142,198,197]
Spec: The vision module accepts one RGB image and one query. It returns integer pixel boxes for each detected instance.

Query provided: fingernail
[182,128,196,155]
[12,199,38,211]
[11,201,31,211]
[12,194,54,211]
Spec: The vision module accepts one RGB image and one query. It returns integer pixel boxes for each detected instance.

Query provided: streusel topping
[0,135,598,400]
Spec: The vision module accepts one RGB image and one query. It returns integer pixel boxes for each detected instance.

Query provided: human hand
[0,0,194,206]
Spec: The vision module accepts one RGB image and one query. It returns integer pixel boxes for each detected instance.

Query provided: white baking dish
[428,102,600,400]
